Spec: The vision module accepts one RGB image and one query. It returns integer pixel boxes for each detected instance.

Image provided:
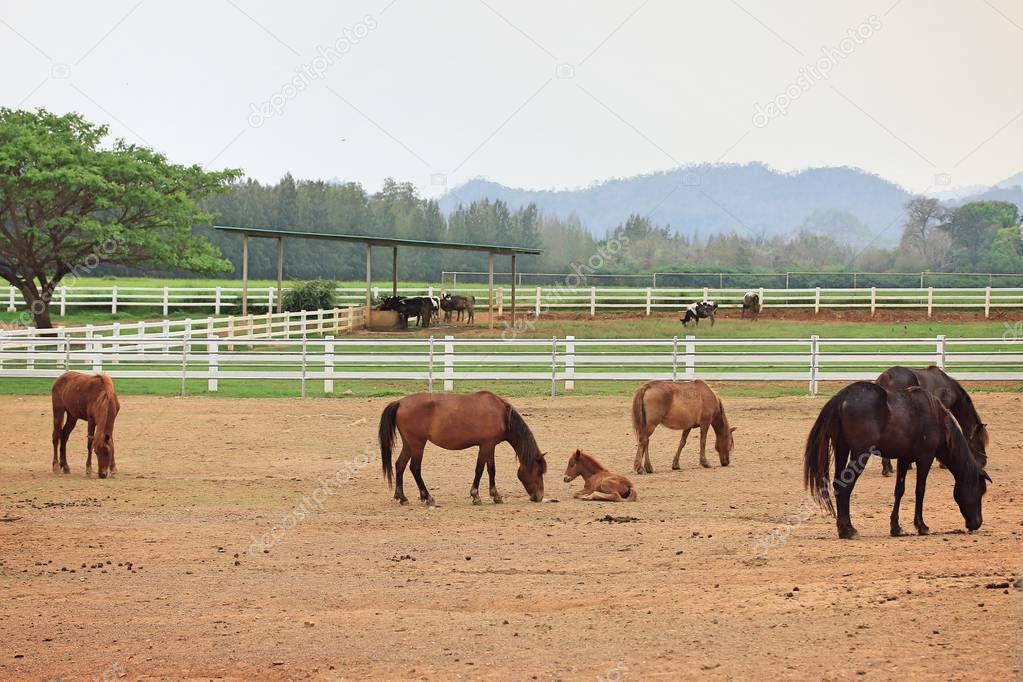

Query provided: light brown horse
[631,380,735,474]
[379,391,547,505]
[51,371,120,478]
[563,449,637,501]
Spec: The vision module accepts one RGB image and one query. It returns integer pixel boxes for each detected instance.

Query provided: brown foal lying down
[563,449,637,502]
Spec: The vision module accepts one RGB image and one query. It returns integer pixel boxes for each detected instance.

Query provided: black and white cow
[680,300,717,327]
[742,291,761,321]
[378,296,437,329]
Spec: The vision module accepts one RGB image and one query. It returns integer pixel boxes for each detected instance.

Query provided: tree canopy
[0,108,240,327]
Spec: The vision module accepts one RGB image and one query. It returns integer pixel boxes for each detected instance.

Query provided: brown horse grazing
[804,382,990,539]
[563,449,637,501]
[379,391,547,505]
[631,380,735,474]
[876,365,989,476]
[51,372,120,478]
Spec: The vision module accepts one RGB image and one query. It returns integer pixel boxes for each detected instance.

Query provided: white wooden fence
[4,284,1022,318]
[0,307,366,353]
[2,334,1020,396]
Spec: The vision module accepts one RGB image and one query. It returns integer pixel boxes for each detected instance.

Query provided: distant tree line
[115,174,1023,285]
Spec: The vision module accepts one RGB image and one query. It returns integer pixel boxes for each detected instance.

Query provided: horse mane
[930,394,983,480]
[573,449,606,471]
[504,402,546,473]
[712,395,730,434]
[91,373,119,450]
[946,375,989,449]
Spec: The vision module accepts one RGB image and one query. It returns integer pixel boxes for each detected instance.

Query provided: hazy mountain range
[438,163,1023,247]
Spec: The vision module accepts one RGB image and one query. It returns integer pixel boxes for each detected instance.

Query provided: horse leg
[913,458,933,535]
[881,458,893,477]
[485,446,503,503]
[393,444,413,505]
[698,425,710,468]
[671,428,692,470]
[834,448,870,539]
[409,450,435,506]
[86,419,96,477]
[890,458,911,536]
[469,449,486,505]
[59,417,77,474]
[709,312,715,327]
[579,490,622,502]
[51,408,65,474]
[633,429,650,475]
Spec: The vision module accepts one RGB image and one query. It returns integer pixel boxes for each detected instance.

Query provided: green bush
[282,279,336,312]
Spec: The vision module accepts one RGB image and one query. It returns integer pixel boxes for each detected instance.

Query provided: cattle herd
[377,293,476,328]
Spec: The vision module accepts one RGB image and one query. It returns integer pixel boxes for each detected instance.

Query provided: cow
[378,296,435,329]
[742,291,761,321]
[681,300,717,327]
[440,294,476,324]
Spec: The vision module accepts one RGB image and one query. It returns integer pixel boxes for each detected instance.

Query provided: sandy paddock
[0,392,1020,680]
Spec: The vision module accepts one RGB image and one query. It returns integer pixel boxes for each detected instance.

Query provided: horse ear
[730,427,737,433]
[981,471,992,484]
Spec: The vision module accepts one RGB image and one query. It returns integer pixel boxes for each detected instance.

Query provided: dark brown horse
[51,371,120,478]
[379,391,547,505]
[631,380,735,474]
[876,365,989,475]
[804,382,990,539]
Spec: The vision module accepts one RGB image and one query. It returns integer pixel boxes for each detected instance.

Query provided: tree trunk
[18,287,55,329]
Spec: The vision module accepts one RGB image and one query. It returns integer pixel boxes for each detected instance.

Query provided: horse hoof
[492,496,504,504]
[699,461,710,469]
[52,464,59,474]
[671,463,680,470]
[423,497,436,507]
[61,466,70,475]
[471,497,482,506]
[634,467,645,475]
[396,498,409,506]
[882,469,892,478]
[890,526,904,537]
[86,469,93,478]
[916,525,929,536]
[838,527,859,540]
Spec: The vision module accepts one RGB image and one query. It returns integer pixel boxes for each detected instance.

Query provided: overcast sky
[3,0,1022,198]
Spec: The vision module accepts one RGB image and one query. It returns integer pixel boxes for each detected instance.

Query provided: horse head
[517,451,547,502]
[953,467,990,531]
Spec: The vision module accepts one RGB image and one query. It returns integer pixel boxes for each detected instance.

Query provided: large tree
[0,108,240,327]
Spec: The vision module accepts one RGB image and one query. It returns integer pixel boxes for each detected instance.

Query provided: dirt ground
[0,392,1020,681]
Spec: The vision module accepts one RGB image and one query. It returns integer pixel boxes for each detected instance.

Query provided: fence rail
[4,285,1022,319]
[2,334,1020,396]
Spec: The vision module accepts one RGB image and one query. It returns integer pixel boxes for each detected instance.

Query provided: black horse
[876,365,989,475]
[378,296,437,329]
[804,382,990,539]
[680,300,717,327]
[440,294,476,324]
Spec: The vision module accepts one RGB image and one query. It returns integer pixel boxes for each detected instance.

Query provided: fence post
[111,286,118,314]
[180,331,190,397]
[814,286,821,315]
[927,287,933,318]
[645,288,652,315]
[498,289,504,317]
[300,309,308,338]
[111,323,120,365]
[207,338,219,392]
[443,335,454,391]
[428,336,435,393]
[317,309,325,334]
[702,286,709,301]
[936,334,946,369]
[685,334,695,379]
[590,286,596,317]
[162,286,169,317]
[215,286,222,315]
[268,288,274,313]
[809,335,819,395]
[564,335,575,391]
[550,337,558,397]
[227,316,235,351]
[63,331,70,371]
[87,325,101,372]
[535,286,541,317]
[322,335,335,393]
[984,286,991,318]
[870,287,877,316]
[60,286,67,317]
[26,340,34,371]
[300,336,307,398]
[6,285,15,312]
[671,336,678,381]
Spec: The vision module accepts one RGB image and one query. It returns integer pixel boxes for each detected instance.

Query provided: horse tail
[378,400,400,488]
[803,390,845,515]
[631,383,649,442]
[506,405,540,466]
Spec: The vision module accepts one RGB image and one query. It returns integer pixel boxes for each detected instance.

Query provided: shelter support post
[241,234,249,316]
[365,244,372,310]
[275,237,284,313]
[488,252,495,330]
